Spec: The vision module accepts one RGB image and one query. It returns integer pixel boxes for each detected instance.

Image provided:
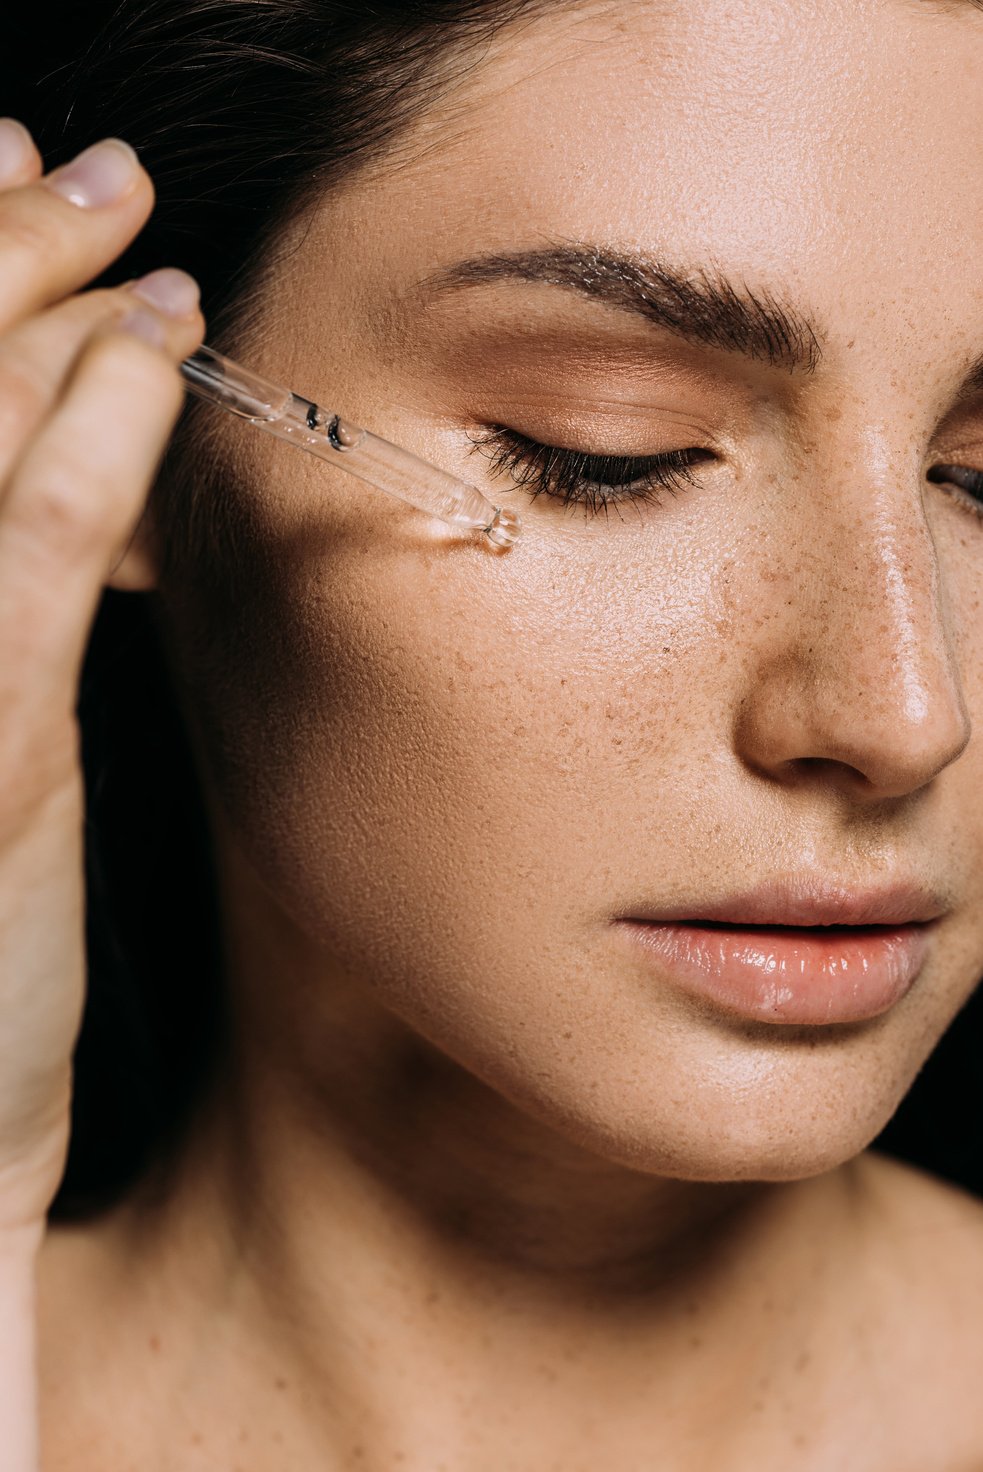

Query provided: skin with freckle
[35,1,983,1468]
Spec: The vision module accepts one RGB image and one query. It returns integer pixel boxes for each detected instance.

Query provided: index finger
[0,135,154,334]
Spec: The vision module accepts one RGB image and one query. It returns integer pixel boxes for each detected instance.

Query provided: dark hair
[4,1,981,1219]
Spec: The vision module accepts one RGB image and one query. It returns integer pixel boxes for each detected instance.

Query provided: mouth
[612,873,948,1026]
[615,916,938,1027]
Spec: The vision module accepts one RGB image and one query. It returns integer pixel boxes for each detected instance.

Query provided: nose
[732,429,972,801]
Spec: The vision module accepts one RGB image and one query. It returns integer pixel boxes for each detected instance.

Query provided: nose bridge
[826,423,943,726]
[736,413,972,795]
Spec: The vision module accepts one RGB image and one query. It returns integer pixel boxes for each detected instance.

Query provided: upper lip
[620,876,949,928]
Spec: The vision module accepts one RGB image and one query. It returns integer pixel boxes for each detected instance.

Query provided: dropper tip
[484,505,522,548]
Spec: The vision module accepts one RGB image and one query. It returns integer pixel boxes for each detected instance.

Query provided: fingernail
[117,307,166,348]
[0,119,33,183]
[131,267,200,319]
[44,137,140,209]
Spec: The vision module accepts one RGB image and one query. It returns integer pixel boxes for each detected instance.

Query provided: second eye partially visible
[926,462,983,523]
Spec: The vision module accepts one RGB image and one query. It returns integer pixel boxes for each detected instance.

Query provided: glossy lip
[614,875,947,1026]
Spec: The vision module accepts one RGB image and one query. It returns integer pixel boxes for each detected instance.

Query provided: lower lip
[617,920,933,1025]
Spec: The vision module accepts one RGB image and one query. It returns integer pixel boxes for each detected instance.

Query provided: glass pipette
[178,345,522,548]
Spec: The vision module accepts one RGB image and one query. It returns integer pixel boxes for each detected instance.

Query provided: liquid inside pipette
[179,345,521,548]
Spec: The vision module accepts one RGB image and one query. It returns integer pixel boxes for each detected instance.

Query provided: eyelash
[465,424,711,518]
[466,424,983,525]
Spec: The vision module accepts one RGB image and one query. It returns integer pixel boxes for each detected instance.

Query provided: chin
[469,1026,922,1186]
[563,1107,888,1185]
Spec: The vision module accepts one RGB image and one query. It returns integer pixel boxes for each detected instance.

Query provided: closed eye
[465,423,714,519]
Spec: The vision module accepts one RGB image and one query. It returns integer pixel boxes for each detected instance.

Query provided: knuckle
[0,715,78,823]
[0,204,63,275]
[17,457,121,559]
[41,287,127,336]
[87,328,180,398]
[0,355,52,426]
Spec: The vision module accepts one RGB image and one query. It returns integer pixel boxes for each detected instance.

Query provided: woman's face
[164,0,983,1179]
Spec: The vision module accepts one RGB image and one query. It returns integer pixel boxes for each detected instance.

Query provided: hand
[0,118,204,1237]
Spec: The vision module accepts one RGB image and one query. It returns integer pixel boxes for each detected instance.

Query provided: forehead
[344,0,983,343]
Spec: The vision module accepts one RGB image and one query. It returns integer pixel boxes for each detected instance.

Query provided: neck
[102,833,867,1465]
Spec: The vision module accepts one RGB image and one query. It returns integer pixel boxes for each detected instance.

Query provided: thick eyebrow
[419,245,827,377]
[420,244,983,401]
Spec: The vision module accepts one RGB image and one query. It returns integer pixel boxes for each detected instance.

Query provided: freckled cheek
[202,540,734,952]
[934,527,983,703]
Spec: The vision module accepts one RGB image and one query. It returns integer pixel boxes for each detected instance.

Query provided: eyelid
[933,439,983,460]
[478,390,717,425]
[470,408,723,460]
